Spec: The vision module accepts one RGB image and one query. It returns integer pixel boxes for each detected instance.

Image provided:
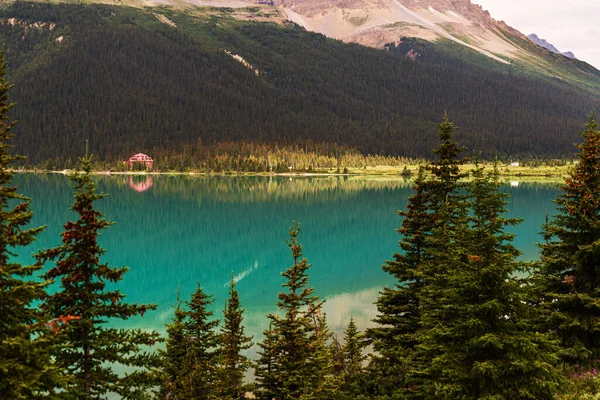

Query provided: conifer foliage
[36,154,162,399]
[0,50,63,398]
[370,116,564,399]
[368,115,467,396]
[336,317,367,399]
[218,276,253,400]
[161,280,257,400]
[159,290,188,399]
[415,165,563,399]
[180,283,220,399]
[255,222,333,400]
[535,114,600,367]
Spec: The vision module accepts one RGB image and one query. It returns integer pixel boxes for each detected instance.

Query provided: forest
[0,2,599,168]
[4,43,600,398]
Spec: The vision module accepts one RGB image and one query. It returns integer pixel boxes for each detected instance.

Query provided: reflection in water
[108,175,413,204]
[241,287,381,364]
[13,173,560,351]
[226,260,260,287]
[128,175,153,192]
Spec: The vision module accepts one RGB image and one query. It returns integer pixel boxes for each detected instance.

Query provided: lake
[13,173,560,351]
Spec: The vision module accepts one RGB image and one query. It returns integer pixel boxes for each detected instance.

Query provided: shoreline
[11,164,569,183]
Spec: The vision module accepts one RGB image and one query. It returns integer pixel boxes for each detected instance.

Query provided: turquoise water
[14,173,559,345]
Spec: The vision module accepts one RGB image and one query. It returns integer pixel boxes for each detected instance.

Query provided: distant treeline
[35,141,420,172]
[0,2,598,166]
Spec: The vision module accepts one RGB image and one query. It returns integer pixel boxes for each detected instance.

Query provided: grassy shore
[13,162,572,183]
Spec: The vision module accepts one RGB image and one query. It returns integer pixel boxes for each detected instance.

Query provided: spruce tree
[415,164,563,399]
[342,318,364,382]
[159,290,188,399]
[180,282,220,399]
[337,317,367,399]
[0,49,64,398]
[307,308,336,399]
[217,276,253,400]
[367,114,467,396]
[534,114,600,367]
[36,154,162,399]
[255,324,281,400]
[255,222,332,400]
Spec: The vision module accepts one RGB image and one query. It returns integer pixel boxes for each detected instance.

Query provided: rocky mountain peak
[260,0,531,64]
[527,33,576,59]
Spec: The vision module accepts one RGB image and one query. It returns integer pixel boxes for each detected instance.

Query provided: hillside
[0,2,598,165]
[20,0,598,92]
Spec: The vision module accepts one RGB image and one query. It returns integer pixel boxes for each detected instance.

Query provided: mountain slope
[0,2,598,164]
[8,0,598,92]
[264,0,600,93]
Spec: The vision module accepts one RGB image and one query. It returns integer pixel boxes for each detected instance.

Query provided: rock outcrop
[528,33,577,59]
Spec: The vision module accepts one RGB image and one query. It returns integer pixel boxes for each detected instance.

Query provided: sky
[471,0,600,70]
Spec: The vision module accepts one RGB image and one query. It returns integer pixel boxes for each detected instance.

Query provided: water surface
[14,174,559,345]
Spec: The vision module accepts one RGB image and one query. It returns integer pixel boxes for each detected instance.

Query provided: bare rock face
[256,0,530,64]
[264,0,388,17]
[528,33,577,59]
[345,21,440,48]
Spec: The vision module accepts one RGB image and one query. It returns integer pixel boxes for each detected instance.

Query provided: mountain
[62,0,597,91]
[264,0,517,61]
[259,0,599,92]
[528,33,576,59]
[0,1,598,165]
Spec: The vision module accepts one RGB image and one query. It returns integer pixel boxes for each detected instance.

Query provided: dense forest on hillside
[0,2,598,165]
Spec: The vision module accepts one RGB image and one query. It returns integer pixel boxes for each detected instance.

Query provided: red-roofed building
[128,153,153,170]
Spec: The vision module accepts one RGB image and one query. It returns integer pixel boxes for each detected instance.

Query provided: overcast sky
[471,0,600,70]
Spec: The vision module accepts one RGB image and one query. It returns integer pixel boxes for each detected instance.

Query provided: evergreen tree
[180,282,220,399]
[342,318,365,382]
[415,164,564,399]
[337,317,367,399]
[367,114,467,397]
[217,276,253,400]
[159,289,188,400]
[534,114,600,367]
[36,154,162,400]
[0,49,64,398]
[307,308,336,399]
[255,222,332,400]
[255,324,281,400]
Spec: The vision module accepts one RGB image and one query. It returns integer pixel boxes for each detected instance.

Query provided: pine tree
[415,164,564,399]
[217,276,253,400]
[534,114,600,367]
[36,154,162,400]
[255,222,332,400]
[367,114,467,397]
[180,282,220,399]
[0,49,64,398]
[159,289,188,399]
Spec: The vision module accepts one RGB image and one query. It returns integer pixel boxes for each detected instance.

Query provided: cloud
[472,0,600,69]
